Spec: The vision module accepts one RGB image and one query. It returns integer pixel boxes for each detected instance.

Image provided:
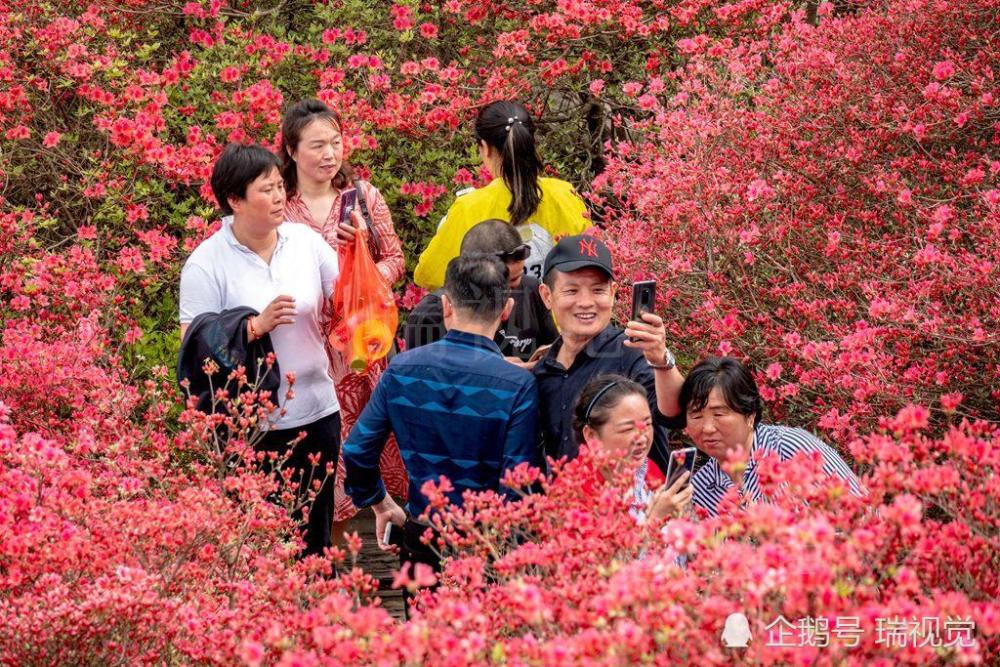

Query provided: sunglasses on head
[496,244,531,263]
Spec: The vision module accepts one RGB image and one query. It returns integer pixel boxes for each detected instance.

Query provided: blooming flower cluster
[0,0,998,663]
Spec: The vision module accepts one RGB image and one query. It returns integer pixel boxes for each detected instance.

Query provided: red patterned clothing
[285,181,405,301]
[331,365,408,521]
[285,180,408,520]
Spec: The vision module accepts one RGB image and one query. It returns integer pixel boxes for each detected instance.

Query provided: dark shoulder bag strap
[354,179,382,262]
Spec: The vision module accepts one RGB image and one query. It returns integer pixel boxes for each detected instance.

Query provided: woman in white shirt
[179,143,341,557]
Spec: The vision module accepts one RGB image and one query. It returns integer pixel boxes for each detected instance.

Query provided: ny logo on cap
[579,238,599,257]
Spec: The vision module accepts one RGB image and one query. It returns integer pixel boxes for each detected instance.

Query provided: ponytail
[475,101,544,226]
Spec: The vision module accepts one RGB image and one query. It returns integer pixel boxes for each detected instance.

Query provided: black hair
[460,218,524,256]
[542,266,558,290]
[475,100,544,227]
[678,356,763,427]
[572,374,647,442]
[210,143,282,216]
[280,99,354,194]
[443,254,510,323]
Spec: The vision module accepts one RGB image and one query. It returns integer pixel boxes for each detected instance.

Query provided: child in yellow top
[414,101,591,289]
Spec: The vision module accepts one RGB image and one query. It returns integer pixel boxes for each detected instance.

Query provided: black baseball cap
[542,234,614,280]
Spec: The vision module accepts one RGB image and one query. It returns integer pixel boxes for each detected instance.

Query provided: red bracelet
[248,316,259,339]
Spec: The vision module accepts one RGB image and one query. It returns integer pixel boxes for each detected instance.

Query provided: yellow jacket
[413,177,591,289]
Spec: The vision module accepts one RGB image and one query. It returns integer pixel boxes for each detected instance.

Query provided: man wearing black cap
[534,234,685,471]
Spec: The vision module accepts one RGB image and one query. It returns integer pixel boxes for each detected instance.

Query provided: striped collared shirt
[691,424,862,517]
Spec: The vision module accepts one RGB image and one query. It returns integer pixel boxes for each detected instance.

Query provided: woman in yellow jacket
[414,100,591,288]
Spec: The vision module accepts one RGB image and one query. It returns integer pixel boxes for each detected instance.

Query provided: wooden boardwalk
[344,511,406,621]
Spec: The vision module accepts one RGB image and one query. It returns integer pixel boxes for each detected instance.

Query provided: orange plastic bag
[327,232,398,373]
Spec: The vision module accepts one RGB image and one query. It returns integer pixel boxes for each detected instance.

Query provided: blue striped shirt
[343,329,541,518]
[691,424,863,516]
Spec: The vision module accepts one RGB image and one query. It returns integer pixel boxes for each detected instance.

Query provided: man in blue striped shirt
[343,255,541,561]
[680,357,863,516]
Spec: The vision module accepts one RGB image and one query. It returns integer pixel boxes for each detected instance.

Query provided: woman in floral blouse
[280,98,408,534]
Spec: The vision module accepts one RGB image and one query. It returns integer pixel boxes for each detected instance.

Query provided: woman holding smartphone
[281,98,408,531]
[572,374,694,523]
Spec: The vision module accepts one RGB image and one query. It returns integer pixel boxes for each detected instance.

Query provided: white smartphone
[664,447,697,488]
[383,521,404,548]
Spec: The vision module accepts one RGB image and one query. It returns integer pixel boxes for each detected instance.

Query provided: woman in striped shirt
[681,357,863,516]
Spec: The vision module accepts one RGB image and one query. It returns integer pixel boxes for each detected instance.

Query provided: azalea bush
[597,0,1000,440]
[1,0,999,663]
[366,419,1000,665]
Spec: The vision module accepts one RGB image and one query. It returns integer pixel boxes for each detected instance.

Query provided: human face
[505,259,525,288]
[585,393,653,460]
[684,386,756,461]
[540,268,616,342]
[229,167,285,230]
[289,118,344,187]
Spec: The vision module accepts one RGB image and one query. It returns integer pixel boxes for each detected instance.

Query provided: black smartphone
[664,446,697,488]
[338,188,359,226]
[631,280,657,322]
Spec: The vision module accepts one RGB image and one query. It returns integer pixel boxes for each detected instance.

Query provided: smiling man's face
[540,267,616,342]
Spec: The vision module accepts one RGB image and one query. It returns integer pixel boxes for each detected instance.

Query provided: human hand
[373,495,405,552]
[335,209,367,243]
[648,470,693,521]
[528,344,552,363]
[623,311,669,366]
[504,355,537,371]
[253,295,297,335]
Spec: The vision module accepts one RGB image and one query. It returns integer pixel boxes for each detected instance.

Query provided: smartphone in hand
[631,280,657,322]
[383,521,405,549]
[630,280,656,341]
[338,188,359,226]
[664,446,697,488]
[527,343,552,364]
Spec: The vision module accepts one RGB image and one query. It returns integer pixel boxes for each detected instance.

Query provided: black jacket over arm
[177,307,280,414]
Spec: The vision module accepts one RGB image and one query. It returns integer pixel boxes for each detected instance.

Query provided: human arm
[500,379,542,498]
[372,495,405,551]
[365,184,406,284]
[342,369,394,510]
[624,312,684,419]
[343,372,405,551]
[647,471,694,521]
[628,348,681,475]
[245,296,297,343]
[779,427,865,497]
[179,262,220,340]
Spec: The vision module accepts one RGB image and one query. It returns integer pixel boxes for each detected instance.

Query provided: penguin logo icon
[722,612,752,648]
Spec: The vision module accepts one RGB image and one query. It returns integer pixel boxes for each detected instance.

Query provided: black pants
[399,517,442,616]
[258,410,341,558]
